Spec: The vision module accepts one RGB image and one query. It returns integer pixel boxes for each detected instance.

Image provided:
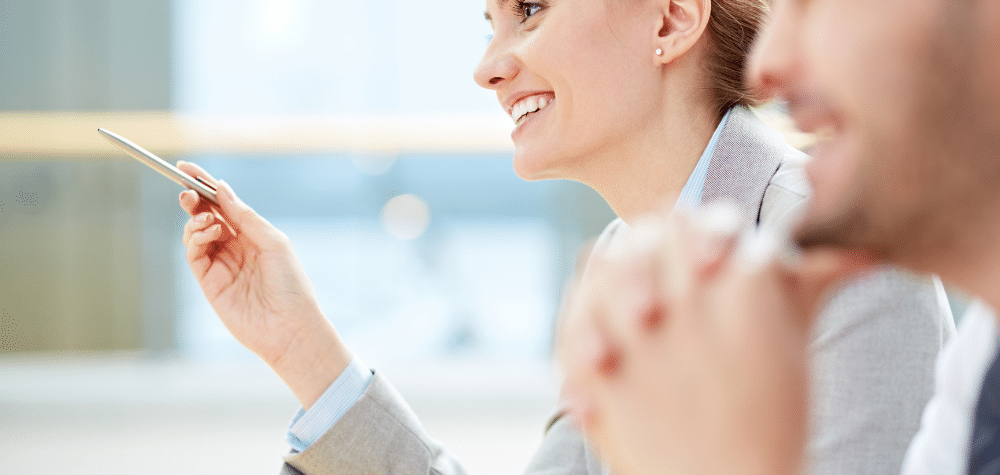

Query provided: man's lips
[783,91,841,136]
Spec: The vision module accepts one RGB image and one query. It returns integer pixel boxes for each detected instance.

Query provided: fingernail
[195,213,211,223]
[180,189,197,203]
[176,160,186,167]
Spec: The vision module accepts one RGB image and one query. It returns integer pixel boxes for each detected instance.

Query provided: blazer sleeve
[281,371,466,475]
[280,370,606,475]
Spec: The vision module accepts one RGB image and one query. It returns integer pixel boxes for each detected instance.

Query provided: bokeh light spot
[380,193,430,240]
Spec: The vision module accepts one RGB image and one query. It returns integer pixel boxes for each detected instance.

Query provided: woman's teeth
[513,96,550,125]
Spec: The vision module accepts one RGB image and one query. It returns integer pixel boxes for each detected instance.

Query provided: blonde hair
[704,0,768,118]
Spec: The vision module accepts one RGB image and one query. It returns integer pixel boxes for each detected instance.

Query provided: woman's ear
[654,0,711,64]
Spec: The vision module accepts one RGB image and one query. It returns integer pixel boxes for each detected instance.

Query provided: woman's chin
[511,149,567,182]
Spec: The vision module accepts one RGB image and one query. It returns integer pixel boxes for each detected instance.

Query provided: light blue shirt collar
[675,107,733,210]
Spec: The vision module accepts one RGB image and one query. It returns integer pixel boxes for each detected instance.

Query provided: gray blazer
[281,106,955,475]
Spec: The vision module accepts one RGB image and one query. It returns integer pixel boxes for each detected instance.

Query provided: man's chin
[792,207,884,258]
[794,223,858,251]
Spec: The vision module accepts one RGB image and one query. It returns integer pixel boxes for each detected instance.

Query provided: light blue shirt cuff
[285,356,374,452]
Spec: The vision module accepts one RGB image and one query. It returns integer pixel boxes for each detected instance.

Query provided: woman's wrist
[270,317,354,410]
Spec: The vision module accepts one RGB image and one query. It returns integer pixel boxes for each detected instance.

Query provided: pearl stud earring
[655,48,663,56]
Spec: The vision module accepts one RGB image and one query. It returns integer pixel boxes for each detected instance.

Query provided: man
[558,0,1000,473]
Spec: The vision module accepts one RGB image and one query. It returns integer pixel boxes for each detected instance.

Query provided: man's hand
[558,208,862,475]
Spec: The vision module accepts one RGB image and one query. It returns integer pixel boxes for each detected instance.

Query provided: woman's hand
[177,161,353,409]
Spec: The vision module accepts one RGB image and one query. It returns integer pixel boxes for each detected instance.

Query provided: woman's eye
[513,1,543,21]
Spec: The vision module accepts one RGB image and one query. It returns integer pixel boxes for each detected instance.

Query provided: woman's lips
[512,94,553,125]
[511,96,554,139]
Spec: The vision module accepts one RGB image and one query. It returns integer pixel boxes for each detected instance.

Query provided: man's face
[748,0,1000,272]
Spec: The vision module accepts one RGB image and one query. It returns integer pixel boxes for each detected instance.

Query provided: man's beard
[793,196,892,261]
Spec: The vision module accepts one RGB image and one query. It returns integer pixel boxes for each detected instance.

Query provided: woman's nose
[474,44,519,90]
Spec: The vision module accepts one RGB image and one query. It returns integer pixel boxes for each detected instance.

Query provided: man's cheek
[803,137,861,224]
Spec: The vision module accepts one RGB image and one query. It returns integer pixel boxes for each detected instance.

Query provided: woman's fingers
[185,223,224,278]
[176,161,239,242]
[177,161,221,219]
[179,189,201,216]
[182,212,215,247]
[190,223,223,246]
[177,161,272,243]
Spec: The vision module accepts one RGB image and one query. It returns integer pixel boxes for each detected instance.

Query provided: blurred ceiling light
[381,194,431,240]
[260,0,296,35]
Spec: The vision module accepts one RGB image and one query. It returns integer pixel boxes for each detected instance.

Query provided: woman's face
[475,0,665,182]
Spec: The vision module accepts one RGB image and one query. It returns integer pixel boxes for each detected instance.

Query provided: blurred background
[0,1,618,473]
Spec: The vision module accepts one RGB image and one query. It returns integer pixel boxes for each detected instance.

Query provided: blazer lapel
[700,106,787,225]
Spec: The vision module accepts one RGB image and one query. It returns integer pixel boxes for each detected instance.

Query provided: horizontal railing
[0,108,815,159]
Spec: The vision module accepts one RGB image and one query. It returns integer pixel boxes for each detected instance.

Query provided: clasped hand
[557,206,862,475]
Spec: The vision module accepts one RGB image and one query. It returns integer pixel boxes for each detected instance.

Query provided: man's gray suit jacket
[281,106,955,475]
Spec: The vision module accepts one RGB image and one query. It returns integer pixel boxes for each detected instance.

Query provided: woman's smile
[512,94,553,126]
[508,93,556,140]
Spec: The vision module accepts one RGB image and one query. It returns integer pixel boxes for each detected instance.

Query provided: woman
[177,0,952,474]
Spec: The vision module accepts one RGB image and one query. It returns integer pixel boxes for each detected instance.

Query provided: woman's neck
[585,101,723,225]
